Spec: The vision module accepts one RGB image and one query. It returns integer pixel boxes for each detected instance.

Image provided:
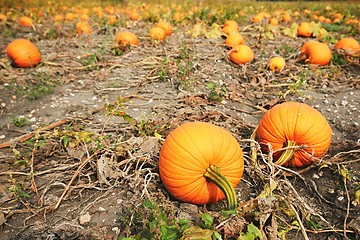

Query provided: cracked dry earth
[0,20,359,240]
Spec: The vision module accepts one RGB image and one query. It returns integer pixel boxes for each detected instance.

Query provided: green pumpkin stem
[274,140,299,166]
[204,164,237,210]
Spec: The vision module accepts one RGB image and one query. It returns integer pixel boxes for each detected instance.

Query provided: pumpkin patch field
[0,0,359,239]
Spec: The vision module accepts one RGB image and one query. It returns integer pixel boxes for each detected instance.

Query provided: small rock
[348,216,360,235]
[177,203,198,221]
[312,173,320,179]
[79,212,91,225]
[98,206,106,212]
[112,227,120,234]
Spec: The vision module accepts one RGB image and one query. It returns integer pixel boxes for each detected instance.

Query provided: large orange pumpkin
[299,41,332,66]
[256,102,332,168]
[6,39,42,68]
[159,122,244,210]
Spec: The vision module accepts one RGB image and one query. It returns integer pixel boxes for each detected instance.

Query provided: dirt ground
[0,3,360,240]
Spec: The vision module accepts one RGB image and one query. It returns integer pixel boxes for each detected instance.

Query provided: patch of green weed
[11,116,29,127]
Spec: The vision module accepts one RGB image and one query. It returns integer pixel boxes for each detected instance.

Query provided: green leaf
[143,199,155,210]
[238,223,262,240]
[160,224,181,240]
[204,23,222,39]
[61,135,70,148]
[123,113,134,123]
[200,213,214,228]
[282,23,298,38]
[181,226,214,240]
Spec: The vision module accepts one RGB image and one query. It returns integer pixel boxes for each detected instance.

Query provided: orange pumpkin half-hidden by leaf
[6,39,41,68]
[159,122,244,210]
[256,102,332,168]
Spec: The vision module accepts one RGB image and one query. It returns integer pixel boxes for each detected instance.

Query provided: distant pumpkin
[225,32,245,48]
[19,16,32,27]
[297,22,312,37]
[156,21,173,36]
[149,27,166,41]
[76,21,91,35]
[0,13,7,23]
[6,39,42,68]
[115,31,138,47]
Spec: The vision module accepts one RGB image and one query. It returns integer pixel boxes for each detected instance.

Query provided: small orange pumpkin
[108,15,117,25]
[297,22,312,37]
[228,44,254,65]
[299,41,332,66]
[267,56,285,72]
[223,20,238,29]
[54,14,64,22]
[76,21,91,35]
[115,31,138,47]
[159,122,244,209]
[149,27,166,41]
[225,32,245,48]
[0,13,7,23]
[269,18,279,26]
[222,20,239,35]
[19,16,33,27]
[6,39,42,68]
[256,102,332,168]
[282,12,292,23]
[156,21,173,36]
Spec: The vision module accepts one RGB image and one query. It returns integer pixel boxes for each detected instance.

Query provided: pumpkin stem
[204,164,237,210]
[274,140,299,166]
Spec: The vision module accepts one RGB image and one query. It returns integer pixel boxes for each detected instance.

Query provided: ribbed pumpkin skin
[6,39,41,68]
[256,102,332,167]
[159,122,244,205]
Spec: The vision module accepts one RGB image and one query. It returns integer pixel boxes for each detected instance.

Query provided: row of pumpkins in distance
[5,19,359,69]
[2,5,358,28]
